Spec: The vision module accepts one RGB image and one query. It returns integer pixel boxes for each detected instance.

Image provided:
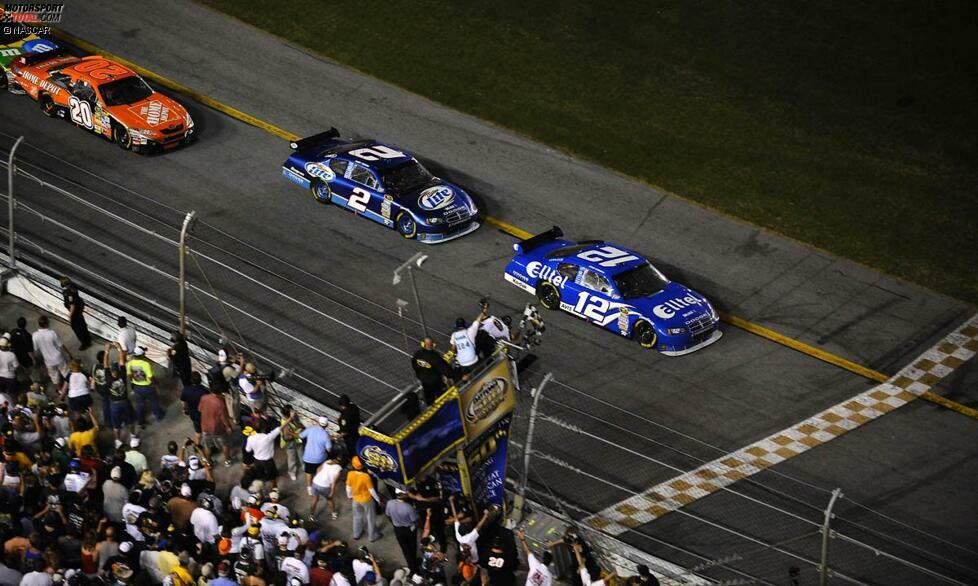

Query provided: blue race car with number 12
[281,129,479,243]
[503,227,722,355]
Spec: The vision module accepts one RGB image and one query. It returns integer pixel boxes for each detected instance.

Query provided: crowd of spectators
[0,281,662,586]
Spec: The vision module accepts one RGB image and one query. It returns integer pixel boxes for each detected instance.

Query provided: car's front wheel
[38,93,57,117]
[633,320,657,349]
[396,212,417,239]
[310,180,332,204]
[113,124,133,151]
[536,282,561,311]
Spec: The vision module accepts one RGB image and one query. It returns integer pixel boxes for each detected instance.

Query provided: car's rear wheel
[536,282,561,311]
[38,93,56,117]
[633,320,657,349]
[396,212,417,239]
[310,180,332,204]
[113,124,133,151]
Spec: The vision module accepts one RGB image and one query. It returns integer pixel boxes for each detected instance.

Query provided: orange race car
[7,50,194,152]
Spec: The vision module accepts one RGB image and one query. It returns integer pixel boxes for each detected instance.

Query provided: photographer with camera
[238,358,267,414]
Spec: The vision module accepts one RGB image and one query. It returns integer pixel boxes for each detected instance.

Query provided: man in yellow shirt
[127,347,164,425]
[345,456,382,541]
[68,407,100,457]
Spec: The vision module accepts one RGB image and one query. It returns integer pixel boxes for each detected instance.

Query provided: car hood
[110,93,187,130]
[630,281,715,327]
[400,181,476,218]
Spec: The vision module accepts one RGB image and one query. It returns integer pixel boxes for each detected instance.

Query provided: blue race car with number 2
[281,129,479,243]
[503,227,722,356]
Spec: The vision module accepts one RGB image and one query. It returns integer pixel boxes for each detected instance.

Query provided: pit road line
[51,29,978,421]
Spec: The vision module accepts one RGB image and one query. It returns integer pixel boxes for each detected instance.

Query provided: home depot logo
[139,101,168,126]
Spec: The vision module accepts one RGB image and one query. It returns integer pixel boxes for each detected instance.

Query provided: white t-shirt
[352,559,371,584]
[0,350,18,378]
[312,462,342,489]
[281,556,310,584]
[329,573,352,586]
[116,326,137,354]
[123,503,147,542]
[260,502,290,520]
[246,428,280,461]
[190,507,220,543]
[480,316,510,341]
[526,553,553,586]
[259,517,288,552]
[454,522,480,563]
[32,328,64,366]
[66,371,89,398]
[451,321,481,367]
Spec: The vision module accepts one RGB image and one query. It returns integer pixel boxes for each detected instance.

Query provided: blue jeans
[100,395,113,427]
[110,399,133,430]
[132,386,164,424]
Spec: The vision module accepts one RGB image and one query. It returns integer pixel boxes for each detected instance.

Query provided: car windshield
[99,75,154,106]
[613,262,670,299]
[380,160,433,192]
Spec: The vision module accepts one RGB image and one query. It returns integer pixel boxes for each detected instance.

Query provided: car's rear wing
[513,226,564,255]
[289,127,341,151]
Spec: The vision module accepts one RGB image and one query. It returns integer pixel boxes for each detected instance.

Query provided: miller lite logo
[418,186,454,211]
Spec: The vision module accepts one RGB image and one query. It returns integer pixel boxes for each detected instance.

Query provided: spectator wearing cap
[127,346,165,425]
[237,360,265,413]
[280,547,310,585]
[259,488,290,520]
[346,456,382,542]
[103,466,130,523]
[450,496,489,564]
[180,371,209,446]
[300,415,333,496]
[245,412,294,489]
[125,436,148,476]
[211,560,238,586]
[31,315,71,386]
[190,495,219,544]
[198,382,234,467]
[449,307,487,375]
[60,276,92,351]
[167,484,198,529]
[0,335,18,395]
[60,358,92,415]
[386,488,420,573]
[310,457,343,520]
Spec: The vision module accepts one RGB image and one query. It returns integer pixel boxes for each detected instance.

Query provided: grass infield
[201,0,977,304]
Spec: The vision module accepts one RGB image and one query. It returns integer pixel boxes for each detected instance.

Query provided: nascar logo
[304,162,335,181]
[419,186,454,211]
[360,445,398,472]
[465,377,507,423]
[653,295,702,319]
[139,101,169,126]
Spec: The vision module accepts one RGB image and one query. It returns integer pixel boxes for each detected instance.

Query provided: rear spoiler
[290,127,340,151]
[513,226,563,255]
[19,47,69,66]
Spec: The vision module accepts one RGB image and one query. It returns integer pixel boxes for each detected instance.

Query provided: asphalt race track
[1,2,976,583]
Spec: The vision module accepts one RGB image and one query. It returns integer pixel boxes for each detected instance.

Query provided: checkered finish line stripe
[585,315,978,535]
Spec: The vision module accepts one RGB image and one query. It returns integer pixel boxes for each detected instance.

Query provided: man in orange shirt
[345,456,382,541]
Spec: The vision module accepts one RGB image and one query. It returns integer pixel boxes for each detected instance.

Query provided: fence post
[819,488,843,585]
[393,253,428,338]
[7,136,24,270]
[178,211,197,335]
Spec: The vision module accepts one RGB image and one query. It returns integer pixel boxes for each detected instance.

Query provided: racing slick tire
[310,180,332,204]
[113,124,133,151]
[39,93,57,117]
[536,282,561,311]
[633,320,657,349]
[396,212,417,239]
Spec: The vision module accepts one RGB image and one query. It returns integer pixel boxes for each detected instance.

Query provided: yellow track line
[51,30,978,421]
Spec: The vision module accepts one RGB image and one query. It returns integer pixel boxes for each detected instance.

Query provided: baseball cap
[247,525,260,537]
[54,437,67,449]
[351,456,363,470]
[318,416,329,427]
[0,337,9,349]
[242,426,256,436]
[180,483,192,497]
[268,488,280,500]
[394,487,406,496]
[110,466,122,480]
[119,541,133,553]
[133,346,146,356]
[130,436,141,447]
[364,571,377,584]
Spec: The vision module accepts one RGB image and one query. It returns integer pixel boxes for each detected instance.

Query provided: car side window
[70,80,95,102]
[350,164,377,189]
[328,159,348,176]
[557,263,578,280]
[581,269,615,296]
